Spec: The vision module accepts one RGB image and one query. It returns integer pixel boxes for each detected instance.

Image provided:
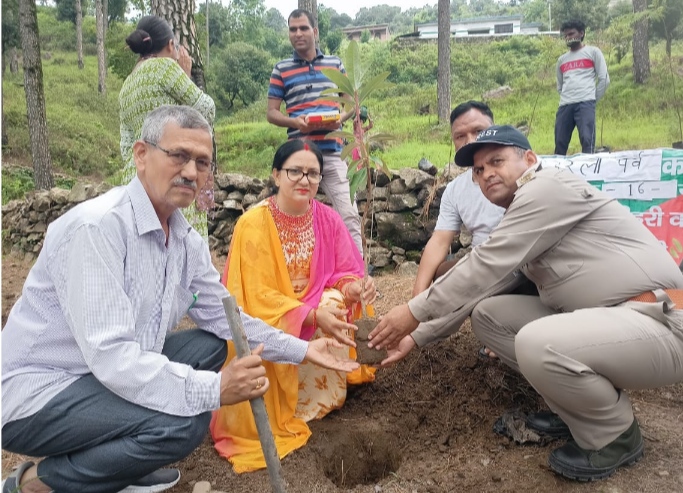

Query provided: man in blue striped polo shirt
[267,9,362,253]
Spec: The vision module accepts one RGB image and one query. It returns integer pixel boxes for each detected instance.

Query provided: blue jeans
[1,329,227,493]
[554,100,596,155]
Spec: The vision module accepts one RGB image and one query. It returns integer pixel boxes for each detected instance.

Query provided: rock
[388,179,408,194]
[418,158,438,176]
[192,481,211,493]
[242,193,259,208]
[29,222,47,234]
[392,254,405,264]
[375,212,429,251]
[441,163,466,180]
[373,187,389,201]
[227,191,244,200]
[387,194,419,212]
[658,470,670,477]
[374,170,391,187]
[368,246,391,268]
[32,192,51,212]
[93,182,113,197]
[396,261,419,277]
[215,173,263,193]
[222,199,243,212]
[398,168,435,191]
[50,188,70,205]
[391,246,406,256]
[356,187,388,201]
[68,182,91,203]
[213,190,228,203]
[483,85,513,100]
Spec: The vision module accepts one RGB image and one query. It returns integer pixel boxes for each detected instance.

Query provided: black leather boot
[548,419,644,481]
[526,410,571,438]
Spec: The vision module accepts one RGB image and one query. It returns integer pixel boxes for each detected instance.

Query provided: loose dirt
[2,255,682,493]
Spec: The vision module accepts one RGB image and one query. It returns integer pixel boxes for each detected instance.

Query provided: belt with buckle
[629,289,683,306]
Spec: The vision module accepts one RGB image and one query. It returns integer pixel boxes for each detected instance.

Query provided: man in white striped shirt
[1,106,359,493]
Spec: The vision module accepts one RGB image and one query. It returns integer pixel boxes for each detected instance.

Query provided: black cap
[455,125,532,167]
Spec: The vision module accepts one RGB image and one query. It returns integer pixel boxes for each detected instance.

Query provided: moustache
[173,178,197,190]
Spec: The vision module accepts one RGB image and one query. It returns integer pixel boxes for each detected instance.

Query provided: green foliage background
[3,1,683,202]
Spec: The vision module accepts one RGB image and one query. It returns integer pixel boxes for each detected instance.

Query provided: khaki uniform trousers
[471,294,683,450]
[320,153,362,254]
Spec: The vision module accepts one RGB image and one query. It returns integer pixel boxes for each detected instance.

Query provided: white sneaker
[117,469,181,493]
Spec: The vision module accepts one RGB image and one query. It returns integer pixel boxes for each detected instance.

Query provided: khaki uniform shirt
[410,164,683,347]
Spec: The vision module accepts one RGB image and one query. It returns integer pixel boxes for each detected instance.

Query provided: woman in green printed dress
[119,15,215,240]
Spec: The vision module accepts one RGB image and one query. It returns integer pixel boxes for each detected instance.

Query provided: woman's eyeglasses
[282,168,322,183]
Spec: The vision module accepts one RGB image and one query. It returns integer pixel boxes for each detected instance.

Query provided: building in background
[413,15,549,39]
[342,24,391,42]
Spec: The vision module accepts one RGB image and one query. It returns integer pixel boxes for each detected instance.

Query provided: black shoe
[526,411,571,438]
[548,419,644,481]
[118,469,181,493]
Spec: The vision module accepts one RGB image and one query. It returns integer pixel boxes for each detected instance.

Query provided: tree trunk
[205,0,209,68]
[632,0,650,84]
[103,0,108,34]
[18,0,54,189]
[76,0,84,69]
[2,55,8,147]
[437,0,451,124]
[95,0,106,94]
[298,0,317,28]
[10,47,19,73]
[151,0,206,90]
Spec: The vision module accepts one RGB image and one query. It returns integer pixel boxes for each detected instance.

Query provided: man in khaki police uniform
[368,125,683,481]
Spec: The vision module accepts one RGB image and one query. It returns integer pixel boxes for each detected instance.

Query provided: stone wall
[2,164,471,269]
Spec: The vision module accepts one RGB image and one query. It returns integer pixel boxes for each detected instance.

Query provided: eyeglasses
[282,168,323,183]
[144,141,214,173]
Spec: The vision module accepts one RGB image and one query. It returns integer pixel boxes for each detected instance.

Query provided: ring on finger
[255,378,263,389]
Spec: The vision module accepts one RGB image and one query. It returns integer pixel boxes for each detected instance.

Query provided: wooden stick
[222,296,287,493]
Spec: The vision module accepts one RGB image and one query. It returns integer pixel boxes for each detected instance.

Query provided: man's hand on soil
[368,304,419,350]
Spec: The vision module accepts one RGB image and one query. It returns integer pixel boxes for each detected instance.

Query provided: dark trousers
[554,100,596,155]
[2,329,227,493]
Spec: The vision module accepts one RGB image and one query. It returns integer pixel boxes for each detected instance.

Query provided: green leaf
[370,156,393,178]
[349,166,367,201]
[320,68,355,97]
[347,158,361,177]
[340,142,357,161]
[367,132,395,143]
[345,41,363,90]
[359,71,392,102]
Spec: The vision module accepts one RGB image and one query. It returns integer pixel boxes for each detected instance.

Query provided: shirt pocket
[526,242,584,288]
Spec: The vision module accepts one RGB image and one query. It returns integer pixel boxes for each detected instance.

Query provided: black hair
[449,101,495,127]
[126,15,174,57]
[560,20,586,40]
[272,140,324,172]
[288,9,315,28]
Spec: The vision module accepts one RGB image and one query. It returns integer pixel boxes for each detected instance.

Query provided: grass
[3,39,682,202]
[3,51,122,180]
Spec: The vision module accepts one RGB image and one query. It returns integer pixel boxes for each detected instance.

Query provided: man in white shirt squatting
[1,105,359,493]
